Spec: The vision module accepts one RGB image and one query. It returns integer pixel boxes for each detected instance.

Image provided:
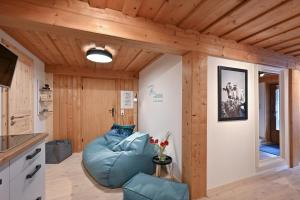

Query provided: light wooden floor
[203,167,300,200]
[46,153,300,200]
[46,153,123,200]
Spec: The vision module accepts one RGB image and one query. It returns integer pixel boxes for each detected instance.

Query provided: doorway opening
[258,71,280,160]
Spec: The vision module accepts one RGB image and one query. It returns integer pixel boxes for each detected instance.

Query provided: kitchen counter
[0,133,48,166]
[0,133,48,200]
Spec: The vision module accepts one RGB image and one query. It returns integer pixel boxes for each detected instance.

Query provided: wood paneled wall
[182,52,207,199]
[53,75,82,152]
[52,74,138,152]
[289,69,300,167]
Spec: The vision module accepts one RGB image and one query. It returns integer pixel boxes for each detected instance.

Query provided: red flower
[164,140,169,146]
[155,139,158,144]
[149,138,155,144]
[160,142,165,147]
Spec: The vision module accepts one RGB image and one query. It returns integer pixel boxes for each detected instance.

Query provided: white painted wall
[139,54,182,179]
[0,29,45,134]
[207,56,289,189]
[207,56,256,189]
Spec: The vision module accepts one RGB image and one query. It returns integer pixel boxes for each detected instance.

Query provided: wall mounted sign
[148,85,163,103]
[121,90,133,109]
[218,66,248,121]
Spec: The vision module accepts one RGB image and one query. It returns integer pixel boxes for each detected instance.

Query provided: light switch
[121,109,125,116]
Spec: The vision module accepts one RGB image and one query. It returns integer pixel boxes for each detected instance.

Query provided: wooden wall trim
[0,0,298,68]
[182,52,207,199]
[289,69,300,167]
[46,65,138,80]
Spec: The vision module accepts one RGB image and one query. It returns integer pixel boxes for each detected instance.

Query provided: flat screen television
[0,43,18,87]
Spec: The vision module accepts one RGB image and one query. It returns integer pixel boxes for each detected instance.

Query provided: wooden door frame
[289,69,300,167]
[256,65,288,168]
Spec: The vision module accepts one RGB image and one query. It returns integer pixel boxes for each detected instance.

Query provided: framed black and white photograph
[218,66,248,121]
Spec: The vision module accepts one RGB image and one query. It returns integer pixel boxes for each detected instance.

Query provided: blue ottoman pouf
[123,173,189,200]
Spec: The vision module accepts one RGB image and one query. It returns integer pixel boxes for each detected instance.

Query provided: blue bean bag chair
[123,173,189,200]
[82,131,156,188]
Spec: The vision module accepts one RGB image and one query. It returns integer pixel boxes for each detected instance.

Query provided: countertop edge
[0,133,48,166]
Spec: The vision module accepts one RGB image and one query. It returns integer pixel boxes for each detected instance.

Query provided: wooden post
[289,69,300,167]
[182,52,207,199]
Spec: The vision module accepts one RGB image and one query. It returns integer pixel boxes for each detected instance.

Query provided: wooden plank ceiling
[2,27,161,73]
[83,0,300,58]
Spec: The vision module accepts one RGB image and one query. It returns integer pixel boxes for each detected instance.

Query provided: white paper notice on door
[121,90,133,109]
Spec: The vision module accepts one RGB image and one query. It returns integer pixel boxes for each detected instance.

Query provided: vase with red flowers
[149,132,171,162]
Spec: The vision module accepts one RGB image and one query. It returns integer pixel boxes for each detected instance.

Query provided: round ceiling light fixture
[86,48,112,63]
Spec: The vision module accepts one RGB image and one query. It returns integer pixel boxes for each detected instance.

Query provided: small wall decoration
[148,85,163,103]
[218,66,248,121]
[121,90,134,109]
[37,80,53,116]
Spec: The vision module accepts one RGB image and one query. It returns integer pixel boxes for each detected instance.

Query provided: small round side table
[152,155,173,178]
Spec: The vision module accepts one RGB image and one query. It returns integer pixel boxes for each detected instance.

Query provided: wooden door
[270,84,279,144]
[8,60,33,135]
[82,78,116,146]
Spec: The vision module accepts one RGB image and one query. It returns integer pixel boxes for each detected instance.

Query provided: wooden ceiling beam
[46,64,138,79]
[0,0,298,68]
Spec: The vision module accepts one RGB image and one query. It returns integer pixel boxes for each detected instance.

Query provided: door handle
[108,108,115,117]
[10,115,30,120]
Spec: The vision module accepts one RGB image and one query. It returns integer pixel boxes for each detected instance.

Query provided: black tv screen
[0,44,18,87]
